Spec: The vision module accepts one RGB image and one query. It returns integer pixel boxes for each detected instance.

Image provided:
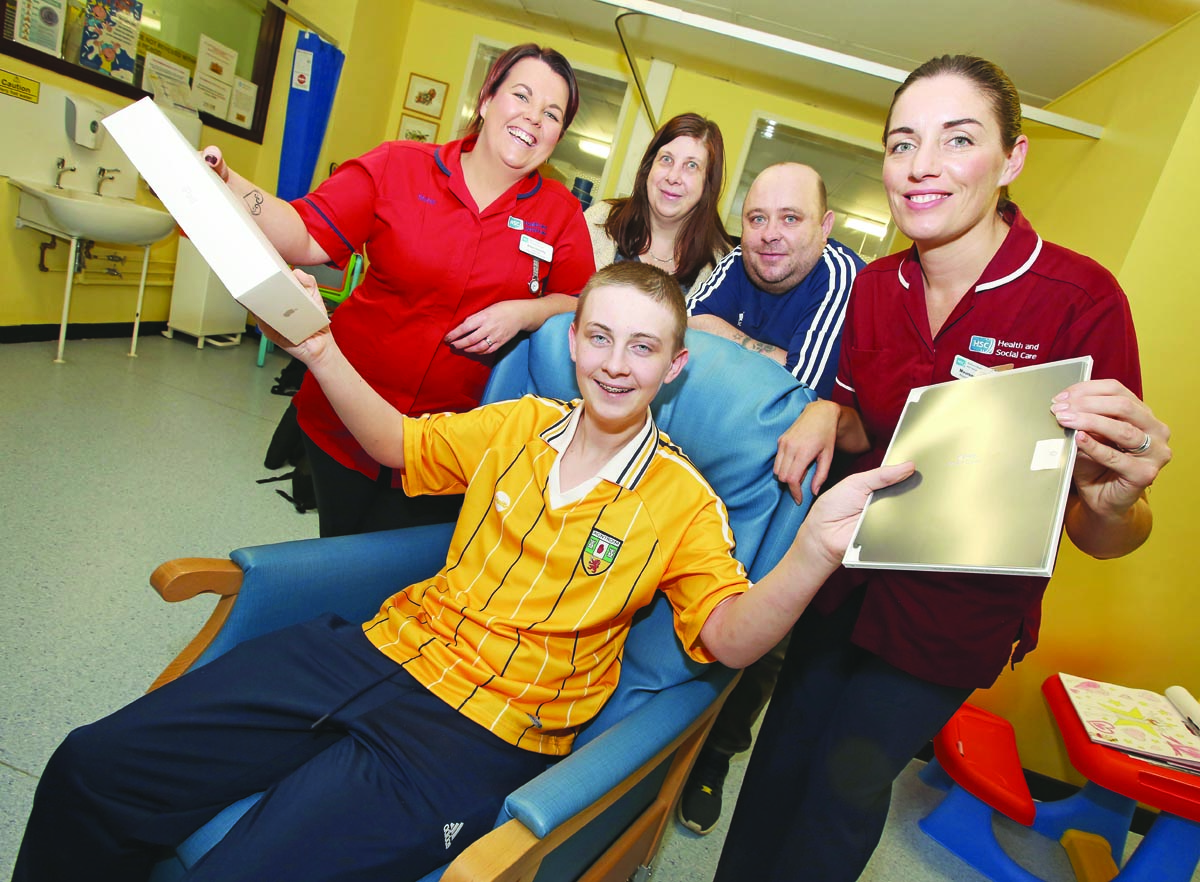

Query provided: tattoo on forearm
[243,190,265,215]
[738,334,777,356]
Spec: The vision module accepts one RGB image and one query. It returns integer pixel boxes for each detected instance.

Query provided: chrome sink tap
[55,158,76,189]
[96,166,121,196]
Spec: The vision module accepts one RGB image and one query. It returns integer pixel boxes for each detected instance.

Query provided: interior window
[1,0,284,142]
[727,117,894,262]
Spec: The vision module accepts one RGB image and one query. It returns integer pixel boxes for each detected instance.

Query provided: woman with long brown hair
[585,112,733,293]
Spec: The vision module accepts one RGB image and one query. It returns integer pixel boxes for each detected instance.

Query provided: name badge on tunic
[519,234,554,263]
[950,354,994,380]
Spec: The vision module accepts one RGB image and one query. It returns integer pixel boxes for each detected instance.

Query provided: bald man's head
[740,163,834,294]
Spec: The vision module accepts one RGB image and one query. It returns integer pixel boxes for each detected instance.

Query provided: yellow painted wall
[970,14,1200,782]
[1015,21,1200,278]
[391,3,880,213]
[312,0,414,187]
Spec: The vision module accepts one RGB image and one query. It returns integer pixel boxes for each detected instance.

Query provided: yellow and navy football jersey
[362,395,749,755]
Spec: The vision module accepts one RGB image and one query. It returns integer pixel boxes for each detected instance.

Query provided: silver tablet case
[843,356,1092,577]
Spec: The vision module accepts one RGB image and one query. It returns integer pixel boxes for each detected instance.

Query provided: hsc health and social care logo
[968,335,996,355]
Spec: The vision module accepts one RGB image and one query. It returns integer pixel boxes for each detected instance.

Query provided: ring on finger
[1121,432,1152,456]
[485,336,493,347]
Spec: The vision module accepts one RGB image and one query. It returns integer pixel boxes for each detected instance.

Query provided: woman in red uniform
[716,54,1173,882]
[204,44,595,536]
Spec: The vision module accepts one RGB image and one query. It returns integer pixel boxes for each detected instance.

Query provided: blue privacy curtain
[277,30,345,201]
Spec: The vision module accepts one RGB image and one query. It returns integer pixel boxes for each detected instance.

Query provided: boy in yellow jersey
[15,263,912,882]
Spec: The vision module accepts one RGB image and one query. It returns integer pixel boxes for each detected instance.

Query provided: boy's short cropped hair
[575,262,688,353]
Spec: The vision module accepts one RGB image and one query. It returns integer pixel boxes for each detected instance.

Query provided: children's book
[1059,673,1200,771]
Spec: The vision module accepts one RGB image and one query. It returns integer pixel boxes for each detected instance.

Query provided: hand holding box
[102,98,330,345]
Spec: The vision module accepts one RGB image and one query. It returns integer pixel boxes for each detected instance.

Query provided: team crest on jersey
[582,529,621,575]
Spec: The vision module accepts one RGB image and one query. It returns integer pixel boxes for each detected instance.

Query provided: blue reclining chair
[147,313,817,882]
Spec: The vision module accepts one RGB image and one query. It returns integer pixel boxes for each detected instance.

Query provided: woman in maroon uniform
[203,45,595,536]
[717,54,1172,882]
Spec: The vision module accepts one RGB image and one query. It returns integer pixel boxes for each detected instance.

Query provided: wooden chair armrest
[147,558,244,692]
[150,558,244,602]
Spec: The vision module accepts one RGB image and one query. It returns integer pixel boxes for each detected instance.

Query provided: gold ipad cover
[843,356,1092,576]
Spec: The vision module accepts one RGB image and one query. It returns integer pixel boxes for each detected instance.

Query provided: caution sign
[0,69,41,104]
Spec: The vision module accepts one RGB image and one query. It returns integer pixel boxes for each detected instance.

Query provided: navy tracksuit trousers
[14,614,551,882]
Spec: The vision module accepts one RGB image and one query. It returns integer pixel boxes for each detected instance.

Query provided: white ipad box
[102,97,330,345]
[843,356,1093,577]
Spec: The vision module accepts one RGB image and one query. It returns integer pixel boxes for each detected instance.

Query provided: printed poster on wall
[191,34,237,118]
[14,0,67,57]
[137,31,196,73]
[142,52,195,111]
[227,76,257,129]
[78,0,143,84]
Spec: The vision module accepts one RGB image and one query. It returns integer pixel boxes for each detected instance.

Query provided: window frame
[1,0,285,144]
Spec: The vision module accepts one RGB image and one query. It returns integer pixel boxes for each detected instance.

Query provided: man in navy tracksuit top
[680,161,864,833]
[686,162,863,400]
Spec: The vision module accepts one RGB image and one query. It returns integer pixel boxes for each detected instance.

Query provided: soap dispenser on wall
[65,95,105,149]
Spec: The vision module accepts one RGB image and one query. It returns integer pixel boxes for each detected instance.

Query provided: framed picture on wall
[403,73,449,118]
[398,114,439,144]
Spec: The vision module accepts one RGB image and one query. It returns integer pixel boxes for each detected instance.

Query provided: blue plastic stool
[918,703,1136,882]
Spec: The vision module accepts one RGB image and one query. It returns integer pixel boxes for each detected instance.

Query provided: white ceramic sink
[9,178,176,246]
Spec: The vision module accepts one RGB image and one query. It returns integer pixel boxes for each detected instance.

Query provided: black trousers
[704,632,790,756]
[302,431,461,537]
[714,591,973,882]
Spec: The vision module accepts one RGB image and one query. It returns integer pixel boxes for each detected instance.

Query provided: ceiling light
[845,217,888,238]
[579,139,611,159]
[140,15,162,31]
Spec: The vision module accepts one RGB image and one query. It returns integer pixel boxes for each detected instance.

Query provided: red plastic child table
[1041,673,1200,881]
